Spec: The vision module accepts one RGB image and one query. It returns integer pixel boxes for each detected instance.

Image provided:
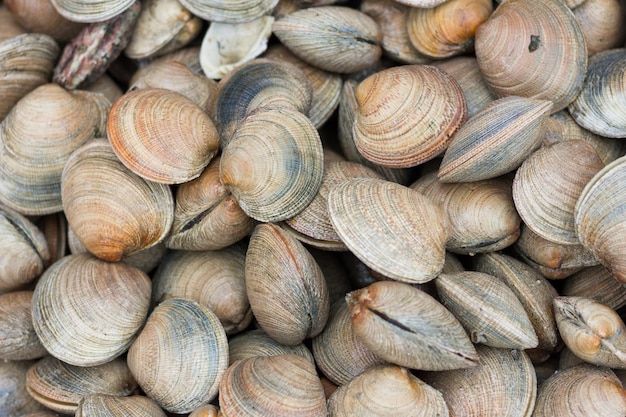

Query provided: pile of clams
[3,0,626,415]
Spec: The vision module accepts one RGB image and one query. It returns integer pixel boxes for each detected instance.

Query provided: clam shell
[228,328,314,365]
[127,298,229,414]
[0,5,27,42]
[4,0,84,42]
[562,265,626,311]
[353,64,467,168]
[107,87,220,184]
[0,291,47,361]
[0,360,47,416]
[50,0,136,22]
[178,0,279,23]
[573,0,626,56]
[189,405,220,417]
[84,73,123,104]
[328,178,450,284]
[76,395,166,417]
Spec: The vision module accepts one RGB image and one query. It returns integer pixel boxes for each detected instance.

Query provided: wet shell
[61,139,174,263]
[513,140,605,245]
[50,0,136,23]
[228,328,314,365]
[474,0,587,112]
[438,96,552,183]
[554,296,626,368]
[219,107,323,223]
[562,265,626,311]
[353,64,467,168]
[32,253,152,366]
[328,178,450,284]
[76,395,166,417]
[26,356,137,415]
[328,365,449,417]
[219,355,327,417]
[178,0,279,23]
[272,6,382,73]
[425,346,537,417]
[346,280,478,371]
[127,298,229,414]
[0,291,47,361]
[568,48,626,138]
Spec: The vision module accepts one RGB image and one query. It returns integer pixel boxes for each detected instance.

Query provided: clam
[245,223,329,345]
[573,0,626,56]
[50,0,136,22]
[533,365,626,417]
[327,366,449,417]
[392,0,448,6]
[474,0,587,112]
[352,64,467,168]
[0,291,46,361]
[218,354,327,417]
[83,73,124,104]
[0,360,46,416]
[127,298,229,414]
[272,6,382,73]
[425,346,537,417]
[178,0,279,23]
[4,0,84,42]
[228,328,314,365]
[568,48,626,138]
[131,46,202,81]
[61,138,174,263]
[107,87,220,184]
[513,140,605,245]
[328,178,450,284]
[562,265,626,311]
[346,280,478,371]
[32,253,151,366]
[0,5,27,42]
[219,107,323,223]
[36,212,67,266]
[554,296,626,368]
[189,405,221,417]
[438,96,552,183]
[76,394,166,417]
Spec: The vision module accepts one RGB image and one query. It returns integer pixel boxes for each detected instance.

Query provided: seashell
[282,160,384,251]
[228,328,314,365]
[76,394,166,417]
[554,296,626,368]
[52,1,140,90]
[562,265,626,311]
[475,252,559,353]
[219,107,323,223]
[410,171,520,255]
[533,365,626,417]
[558,346,587,370]
[26,356,137,415]
[573,0,626,56]
[360,0,431,65]
[393,0,448,7]
[62,139,174,262]
[328,178,450,284]
[575,155,626,282]
[189,405,220,417]
[0,203,50,291]
[4,0,84,42]
[272,6,382,73]
[209,58,312,146]
[474,0,587,112]
[21,412,62,417]
[438,96,552,183]
[0,33,59,121]
[513,140,605,245]
[36,212,67,266]
[534,356,559,386]
[0,360,47,416]
[328,365,448,417]
[346,280,478,371]
[50,0,136,23]
[131,46,202,81]
[245,223,329,345]
[568,48,626,138]
[127,298,229,414]
[407,0,493,59]
[425,346,537,417]
[310,248,353,306]
[200,16,274,80]
[436,271,539,349]
[107,87,220,184]
[312,302,386,386]
[433,56,496,118]
[0,83,108,215]
[125,0,202,60]
[352,64,467,169]
[152,248,251,335]
[178,0,279,23]
[32,253,151,366]
[166,156,254,252]
[0,291,47,361]
[0,5,27,42]
[83,73,124,104]
[219,354,327,417]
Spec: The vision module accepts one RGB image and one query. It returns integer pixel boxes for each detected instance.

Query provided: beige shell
[178,0,279,23]
[346,280,478,371]
[83,74,123,104]
[50,0,136,22]
[32,253,152,366]
[107,87,220,184]
[219,107,323,223]
[272,6,382,73]
[4,0,84,42]
[127,298,229,414]
[474,0,587,112]
[228,328,314,365]
[1,360,47,416]
[513,140,605,245]
[0,291,47,361]
[0,5,27,42]
[563,265,626,311]
[76,395,166,417]
[353,64,467,168]
[245,223,329,345]
[219,355,327,417]
[189,405,220,417]
[131,46,202,81]
[328,366,449,417]
[328,178,451,284]
[425,345,537,417]
[438,96,552,183]
[573,0,626,56]
[61,138,174,263]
